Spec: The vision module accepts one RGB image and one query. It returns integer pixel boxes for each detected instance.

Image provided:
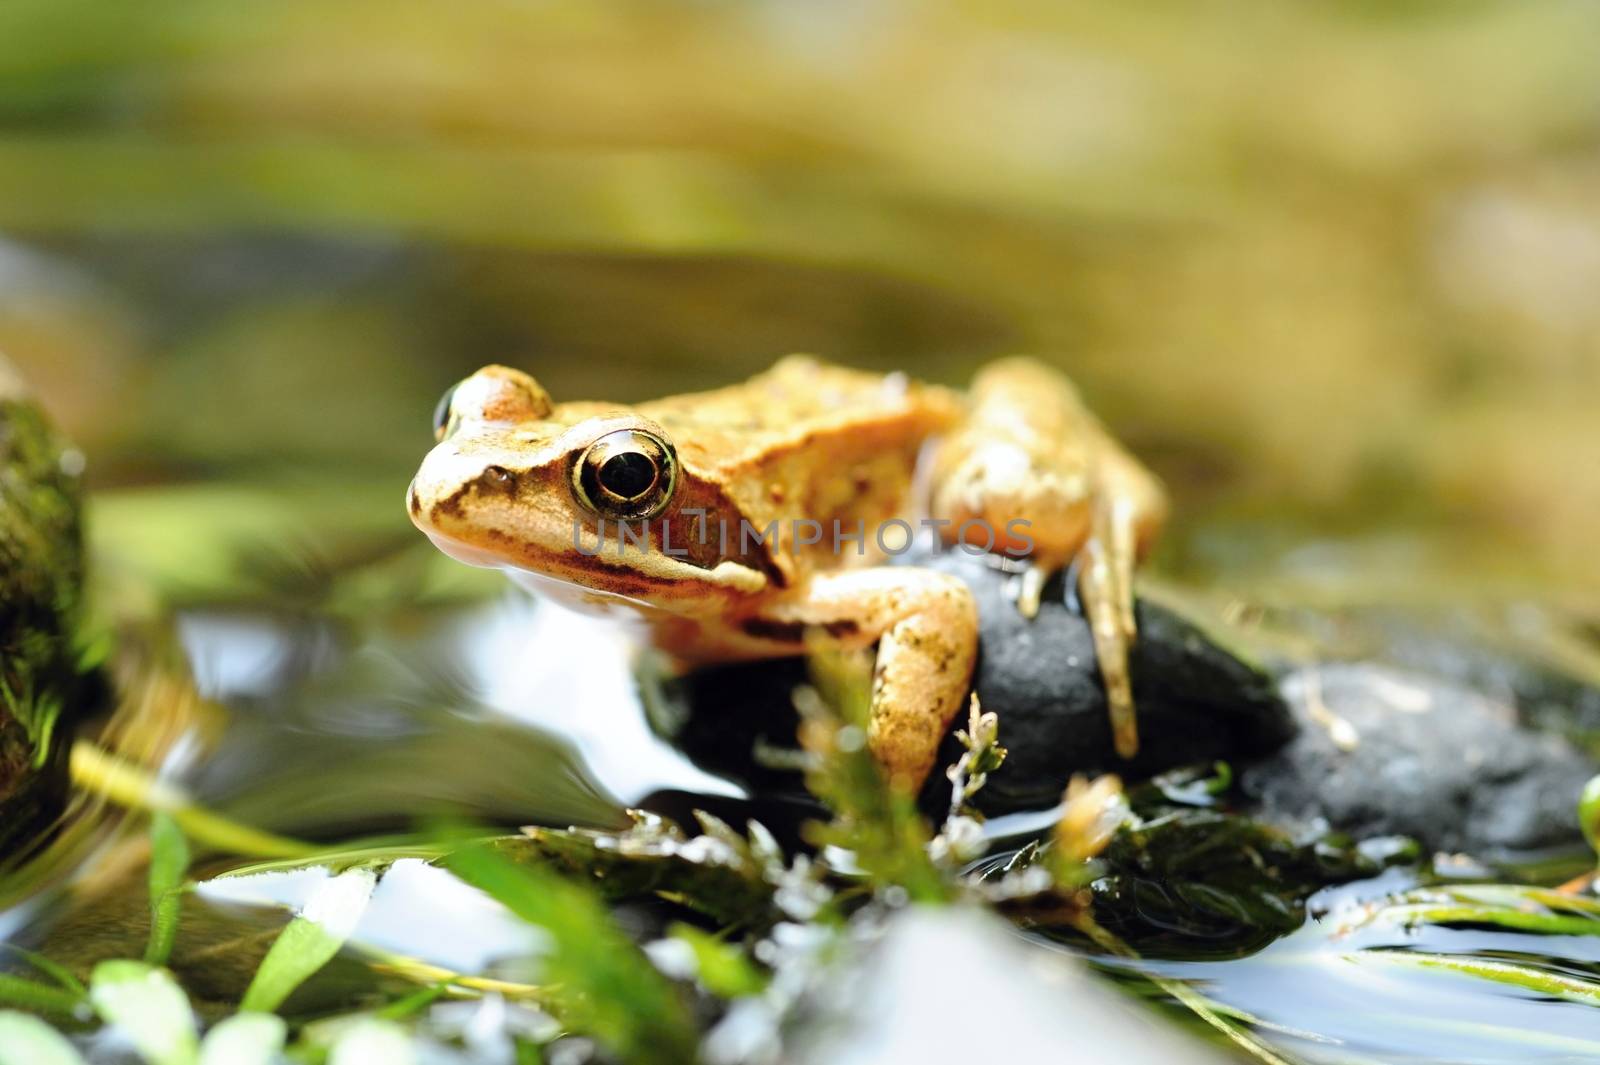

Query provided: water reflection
[199,860,544,975]
[175,592,737,842]
[450,596,739,804]
[1094,872,1600,1064]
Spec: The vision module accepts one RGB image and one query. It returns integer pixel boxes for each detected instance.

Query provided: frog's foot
[737,567,979,793]
[1079,491,1142,760]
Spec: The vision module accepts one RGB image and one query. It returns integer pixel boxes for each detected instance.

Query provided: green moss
[0,388,91,849]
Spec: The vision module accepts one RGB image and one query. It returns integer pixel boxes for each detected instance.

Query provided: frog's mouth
[415,522,653,610]
[503,566,665,616]
[412,503,767,618]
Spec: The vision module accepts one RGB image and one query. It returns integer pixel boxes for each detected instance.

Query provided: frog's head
[408,366,769,615]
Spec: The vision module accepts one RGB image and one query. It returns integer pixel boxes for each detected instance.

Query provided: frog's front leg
[733,568,978,792]
[928,357,1165,760]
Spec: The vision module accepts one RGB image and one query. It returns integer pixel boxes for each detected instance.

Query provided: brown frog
[408,356,1165,791]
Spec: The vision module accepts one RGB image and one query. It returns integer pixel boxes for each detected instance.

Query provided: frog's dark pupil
[432,383,459,436]
[598,451,656,499]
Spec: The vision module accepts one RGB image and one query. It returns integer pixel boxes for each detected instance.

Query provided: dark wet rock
[646,548,1600,858]
[916,550,1292,813]
[1241,664,1596,856]
[1253,602,1600,754]
[646,545,1295,815]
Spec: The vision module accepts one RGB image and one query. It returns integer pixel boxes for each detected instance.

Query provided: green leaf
[0,1011,87,1065]
[145,812,190,966]
[443,841,697,1065]
[240,868,376,1014]
[196,1013,285,1065]
[505,815,775,927]
[667,924,767,998]
[88,961,197,1065]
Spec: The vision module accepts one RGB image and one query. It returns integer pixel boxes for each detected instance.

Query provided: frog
[408,356,1166,792]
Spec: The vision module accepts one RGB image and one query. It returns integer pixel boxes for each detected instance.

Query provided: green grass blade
[0,973,83,1017]
[71,742,318,860]
[1,948,86,997]
[444,841,697,1065]
[1148,974,1298,1065]
[145,812,191,967]
[196,1013,285,1065]
[239,868,376,1014]
[1353,950,1600,1008]
[1340,885,1600,938]
[88,960,197,1065]
[374,984,448,1020]
[1445,884,1600,918]
[1373,903,1600,938]
[0,1011,87,1065]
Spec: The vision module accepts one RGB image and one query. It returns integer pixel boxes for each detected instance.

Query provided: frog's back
[638,356,959,475]
[640,356,962,568]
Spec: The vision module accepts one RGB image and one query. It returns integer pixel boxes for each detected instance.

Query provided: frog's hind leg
[1075,441,1166,758]
[929,357,1165,759]
[927,357,1098,611]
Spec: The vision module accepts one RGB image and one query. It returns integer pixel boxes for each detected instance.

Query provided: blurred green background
[1,0,1596,607]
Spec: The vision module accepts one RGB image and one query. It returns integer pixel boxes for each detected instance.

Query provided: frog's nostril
[481,465,519,495]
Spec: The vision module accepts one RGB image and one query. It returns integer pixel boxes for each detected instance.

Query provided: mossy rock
[0,360,92,853]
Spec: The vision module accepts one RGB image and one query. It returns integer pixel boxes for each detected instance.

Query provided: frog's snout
[406,459,499,569]
[408,441,485,533]
[407,441,474,538]
[409,433,546,569]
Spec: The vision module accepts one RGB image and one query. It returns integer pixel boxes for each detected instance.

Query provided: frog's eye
[432,382,461,441]
[572,429,678,520]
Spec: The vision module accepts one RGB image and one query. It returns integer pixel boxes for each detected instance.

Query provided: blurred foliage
[0,382,94,852]
[0,0,1589,608]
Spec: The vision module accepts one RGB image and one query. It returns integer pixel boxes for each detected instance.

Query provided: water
[1094,871,1600,1063]
[7,556,1598,1063]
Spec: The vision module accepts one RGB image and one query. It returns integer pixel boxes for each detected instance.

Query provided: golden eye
[572,429,677,519]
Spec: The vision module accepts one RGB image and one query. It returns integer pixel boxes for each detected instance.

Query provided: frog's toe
[1015,564,1047,619]
[1080,530,1141,759]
